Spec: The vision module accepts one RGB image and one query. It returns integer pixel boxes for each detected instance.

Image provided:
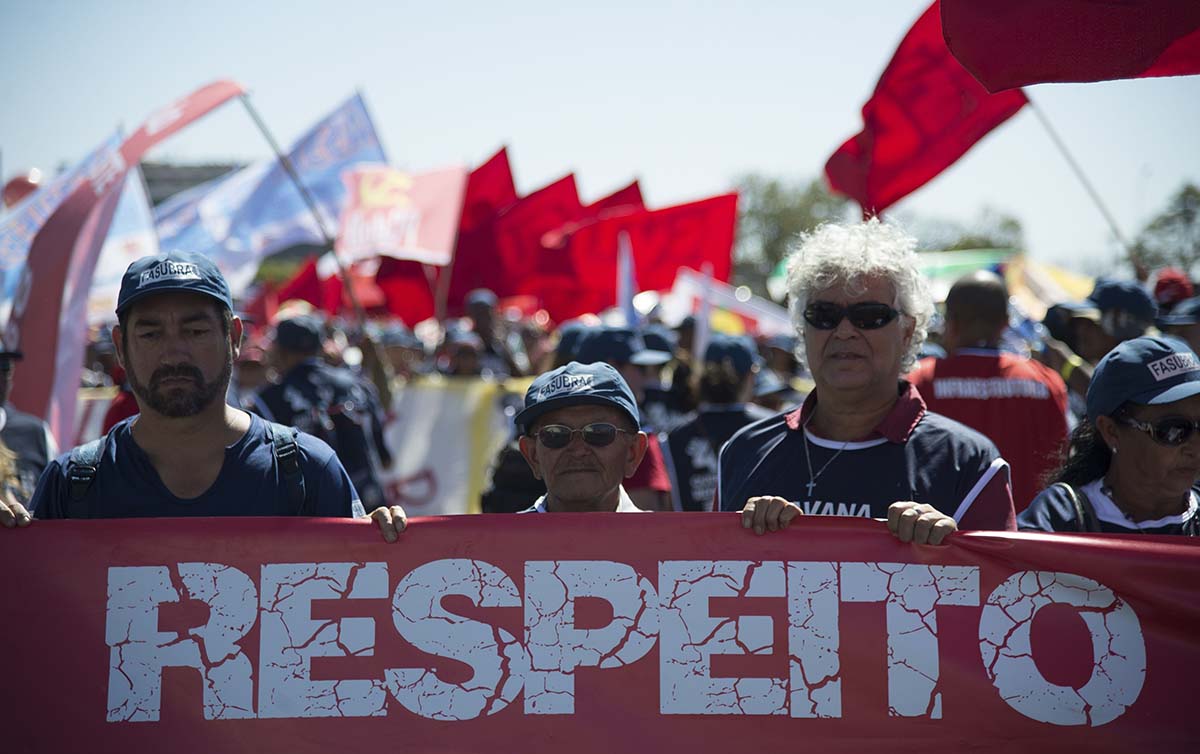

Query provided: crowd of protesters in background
[20,222,1196,539]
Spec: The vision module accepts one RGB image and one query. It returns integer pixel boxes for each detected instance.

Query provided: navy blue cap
[274,314,324,353]
[764,333,798,353]
[465,288,498,308]
[704,334,758,377]
[642,325,678,355]
[116,250,233,316]
[1157,296,1200,328]
[1086,336,1200,422]
[515,361,640,433]
[555,320,596,361]
[381,325,423,350]
[576,326,671,367]
[1088,279,1157,320]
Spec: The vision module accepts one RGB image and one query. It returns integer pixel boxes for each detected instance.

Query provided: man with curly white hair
[717,219,1016,542]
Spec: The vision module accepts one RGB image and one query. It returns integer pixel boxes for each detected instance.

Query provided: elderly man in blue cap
[515,361,649,513]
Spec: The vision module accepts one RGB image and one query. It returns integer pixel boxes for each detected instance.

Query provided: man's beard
[128,352,231,418]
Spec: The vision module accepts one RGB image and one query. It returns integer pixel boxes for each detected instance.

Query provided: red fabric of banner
[587,180,644,211]
[2,515,1198,753]
[941,0,1200,92]
[490,174,585,304]
[824,2,1027,215]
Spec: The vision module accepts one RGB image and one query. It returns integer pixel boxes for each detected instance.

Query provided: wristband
[1060,354,1084,382]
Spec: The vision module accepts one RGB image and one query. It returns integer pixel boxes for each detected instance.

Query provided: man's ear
[230,316,244,361]
[624,432,649,479]
[518,435,543,480]
[112,324,127,370]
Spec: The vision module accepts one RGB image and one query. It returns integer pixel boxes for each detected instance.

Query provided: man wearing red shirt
[909,271,1068,511]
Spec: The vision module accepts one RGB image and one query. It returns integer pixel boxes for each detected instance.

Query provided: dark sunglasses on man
[534,422,635,449]
[803,301,901,331]
[1117,413,1200,447]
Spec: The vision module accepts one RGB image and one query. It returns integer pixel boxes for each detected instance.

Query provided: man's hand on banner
[368,504,408,543]
[740,496,802,535]
[887,501,957,545]
[0,493,31,529]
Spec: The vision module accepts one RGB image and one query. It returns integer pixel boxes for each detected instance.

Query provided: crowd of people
[1,217,1198,541]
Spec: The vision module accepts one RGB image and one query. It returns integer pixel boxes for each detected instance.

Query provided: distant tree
[904,207,1025,252]
[1131,183,1200,275]
[732,175,851,295]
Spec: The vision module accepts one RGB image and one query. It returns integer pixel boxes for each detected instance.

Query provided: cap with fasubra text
[116,250,232,316]
[515,361,640,433]
[1086,335,1200,423]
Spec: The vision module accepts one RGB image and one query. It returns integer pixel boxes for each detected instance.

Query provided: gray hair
[785,218,933,373]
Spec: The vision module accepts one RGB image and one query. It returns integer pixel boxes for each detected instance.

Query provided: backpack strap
[268,422,309,515]
[66,435,108,518]
[1055,482,1101,533]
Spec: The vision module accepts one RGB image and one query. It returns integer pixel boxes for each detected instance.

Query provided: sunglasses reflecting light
[803,301,901,331]
[1118,414,1200,447]
[535,423,633,449]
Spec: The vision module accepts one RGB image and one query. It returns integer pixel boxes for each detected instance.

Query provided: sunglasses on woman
[534,422,634,449]
[1118,414,1200,446]
[803,301,901,331]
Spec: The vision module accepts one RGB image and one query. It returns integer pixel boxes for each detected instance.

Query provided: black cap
[515,361,640,433]
[704,334,758,377]
[576,326,671,367]
[116,250,233,316]
[274,315,324,353]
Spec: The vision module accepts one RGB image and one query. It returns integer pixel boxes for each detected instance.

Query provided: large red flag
[942,1,1200,93]
[8,80,245,443]
[489,174,584,303]
[442,147,519,312]
[538,194,737,321]
[374,257,437,326]
[824,2,1027,215]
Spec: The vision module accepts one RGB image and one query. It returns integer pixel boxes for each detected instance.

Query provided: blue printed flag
[154,92,387,295]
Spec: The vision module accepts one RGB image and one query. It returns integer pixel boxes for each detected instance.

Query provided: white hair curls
[785,218,933,373]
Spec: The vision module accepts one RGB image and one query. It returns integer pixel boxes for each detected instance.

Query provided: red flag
[824,2,1027,215]
[587,180,644,212]
[942,1,1200,92]
[8,80,245,443]
[539,194,738,321]
[375,258,436,326]
[490,175,585,304]
[442,147,520,310]
[275,256,323,309]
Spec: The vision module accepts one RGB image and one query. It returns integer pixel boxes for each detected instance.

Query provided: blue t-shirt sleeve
[1018,484,1079,532]
[27,456,69,520]
[298,436,365,518]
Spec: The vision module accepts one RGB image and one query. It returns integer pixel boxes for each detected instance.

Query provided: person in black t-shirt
[663,334,772,511]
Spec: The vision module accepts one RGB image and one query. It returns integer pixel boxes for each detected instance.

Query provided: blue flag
[154,92,387,295]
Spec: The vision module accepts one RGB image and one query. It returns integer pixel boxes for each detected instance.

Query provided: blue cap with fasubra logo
[515,361,640,433]
[1086,336,1200,423]
[116,250,232,316]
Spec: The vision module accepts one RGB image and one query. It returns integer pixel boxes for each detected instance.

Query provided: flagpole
[1026,96,1133,255]
[237,93,369,323]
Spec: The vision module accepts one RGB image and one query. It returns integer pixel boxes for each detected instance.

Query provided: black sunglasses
[534,423,634,449]
[1118,414,1200,447]
[803,301,901,331]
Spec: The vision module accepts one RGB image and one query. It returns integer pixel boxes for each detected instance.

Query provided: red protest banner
[4,515,1197,753]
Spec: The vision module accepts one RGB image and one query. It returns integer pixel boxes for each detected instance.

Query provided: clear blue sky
[2,0,1197,274]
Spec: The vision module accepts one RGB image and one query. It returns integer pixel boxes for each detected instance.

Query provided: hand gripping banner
[2,515,1197,753]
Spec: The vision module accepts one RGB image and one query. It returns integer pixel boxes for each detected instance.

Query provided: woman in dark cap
[1020,335,1200,534]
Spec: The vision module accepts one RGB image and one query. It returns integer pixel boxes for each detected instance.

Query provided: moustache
[148,364,205,390]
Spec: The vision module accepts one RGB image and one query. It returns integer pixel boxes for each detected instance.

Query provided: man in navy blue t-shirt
[0,250,407,542]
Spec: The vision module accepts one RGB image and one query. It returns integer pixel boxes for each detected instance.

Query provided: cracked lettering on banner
[979,570,1146,726]
[386,559,529,720]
